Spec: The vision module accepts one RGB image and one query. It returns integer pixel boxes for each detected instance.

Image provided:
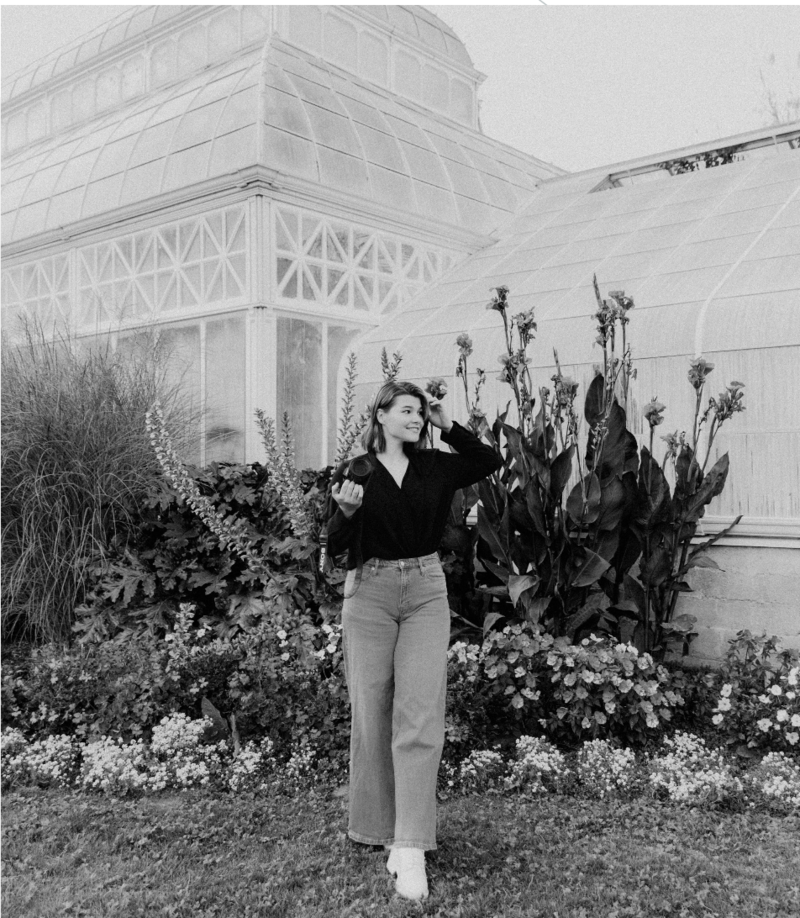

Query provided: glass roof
[2,36,559,245]
[2,5,473,106]
[348,144,800,525]
[355,148,800,383]
[2,6,187,104]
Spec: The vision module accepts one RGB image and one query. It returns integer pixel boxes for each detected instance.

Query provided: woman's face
[377,395,425,445]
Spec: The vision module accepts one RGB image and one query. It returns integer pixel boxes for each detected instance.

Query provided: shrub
[481,623,546,723]
[648,732,743,806]
[575,738,638,798]
[743,751,800,811]
[445,641,489,755]
[449,285,745,657]
[505,735,571,795]
[75,462,338,643]
[710,631,800,755]
[2,732,80,789]
[80,737,151,795]
[1,321,194,643]
[225,738,277,792]
[542,633,685,745]
[457,749,507,794]
[2,603,351,772]
[147,713,225,790]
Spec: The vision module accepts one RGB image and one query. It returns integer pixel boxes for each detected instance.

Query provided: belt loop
[417,556,424,573]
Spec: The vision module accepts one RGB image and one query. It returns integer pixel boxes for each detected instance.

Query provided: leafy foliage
[1,321,194,643]
[451,282,745,656]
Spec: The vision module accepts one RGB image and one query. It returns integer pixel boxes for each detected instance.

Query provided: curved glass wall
[350,148,800,533]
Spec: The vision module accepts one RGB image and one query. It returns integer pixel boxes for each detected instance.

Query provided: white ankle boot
[387,847,428,901]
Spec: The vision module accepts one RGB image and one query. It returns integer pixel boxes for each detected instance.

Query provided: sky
[2,2,799,173]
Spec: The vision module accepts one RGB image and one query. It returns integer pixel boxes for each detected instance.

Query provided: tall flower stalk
[254,409,313,541]
[146,402,267,578]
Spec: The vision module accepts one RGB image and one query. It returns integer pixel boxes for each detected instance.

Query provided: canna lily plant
[454,280,744,656]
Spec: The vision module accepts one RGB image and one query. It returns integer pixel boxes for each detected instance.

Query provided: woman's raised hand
[423,393,453,433]
[331,479,364,518]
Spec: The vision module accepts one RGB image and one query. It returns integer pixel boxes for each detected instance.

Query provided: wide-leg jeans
[342,552,450,851]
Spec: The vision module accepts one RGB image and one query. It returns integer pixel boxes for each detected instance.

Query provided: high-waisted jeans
[342,552,450,851]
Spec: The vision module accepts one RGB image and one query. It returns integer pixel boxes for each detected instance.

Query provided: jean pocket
[421,558,446,581]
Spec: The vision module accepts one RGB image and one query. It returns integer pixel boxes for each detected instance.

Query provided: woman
[326,379,501,901]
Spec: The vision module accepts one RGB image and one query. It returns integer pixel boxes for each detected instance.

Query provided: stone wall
[680,546,800,664]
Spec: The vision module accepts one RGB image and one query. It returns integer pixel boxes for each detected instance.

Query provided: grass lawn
[2,787,798,918]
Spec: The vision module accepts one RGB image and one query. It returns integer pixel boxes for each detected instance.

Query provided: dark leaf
[566,473,602,526]
[524,480,548,538]
[584,373,605,428]
[508,573,539,608]
[549,446,575,500]
[570,549,610,588]
[639,545,671,587]
[482,611,505,636]
[523,596,551,625]
[565,593,610,639]
[596,475,628,531]
[685,453,730,521]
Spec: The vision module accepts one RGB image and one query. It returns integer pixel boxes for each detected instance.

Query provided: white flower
[712,713,724,725]
[716,697,732,712]
[720,684,732,698]
[770,684,783,696]
[277,629,288,641]
[757,718,773,733]
[791,714,800,728]
[776,709,790,723]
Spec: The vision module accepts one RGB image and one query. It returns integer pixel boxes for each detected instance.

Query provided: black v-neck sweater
[326,421,502,569]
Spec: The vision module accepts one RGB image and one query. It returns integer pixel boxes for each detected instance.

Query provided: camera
[345,455,373,486]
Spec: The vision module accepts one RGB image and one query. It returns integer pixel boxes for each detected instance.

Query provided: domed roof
[2,6,473,107]
[2,35,560,246]
[2,6,186,104]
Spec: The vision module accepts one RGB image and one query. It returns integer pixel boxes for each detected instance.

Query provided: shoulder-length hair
[361,380,430,454]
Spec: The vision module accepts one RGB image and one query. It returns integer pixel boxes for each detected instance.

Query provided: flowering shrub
[576,738,638,799]
[481,623,546,718]
[282,741,321,791]
[148,713,225,790]
[80,736,151,794]
[445,641,491,754]
[543,634,684,744]
[457,749,507,794]
[710,631,800,754]
[743,751,800,811]
[649,732,742,806]
[225,738,277,792]
[3,603,351,774]
[1,726,28,785]
[1,729,79,789]
[505,736,571,795]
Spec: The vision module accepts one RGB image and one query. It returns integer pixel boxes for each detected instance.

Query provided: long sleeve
[438,421,502,489]
[325,461,361,559]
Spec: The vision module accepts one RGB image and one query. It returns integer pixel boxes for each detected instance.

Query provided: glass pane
[277,317,323,470]
[205,314,246,463]
[158,323,202,465]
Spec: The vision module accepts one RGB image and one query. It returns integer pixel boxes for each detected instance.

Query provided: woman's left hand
[424,394,453,432]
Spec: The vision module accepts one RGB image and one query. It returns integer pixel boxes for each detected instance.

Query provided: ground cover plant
[3,787,799,918]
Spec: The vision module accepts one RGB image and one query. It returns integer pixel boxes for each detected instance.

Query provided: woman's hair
[361,380,430,453]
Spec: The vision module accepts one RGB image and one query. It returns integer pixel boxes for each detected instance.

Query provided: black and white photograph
[2,2,799,915]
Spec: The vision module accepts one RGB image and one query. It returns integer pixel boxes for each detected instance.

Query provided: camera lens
[347,456,373,485]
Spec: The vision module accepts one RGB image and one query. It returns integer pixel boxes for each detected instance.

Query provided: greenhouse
[1,4,562,467]
[2,5,799,660]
